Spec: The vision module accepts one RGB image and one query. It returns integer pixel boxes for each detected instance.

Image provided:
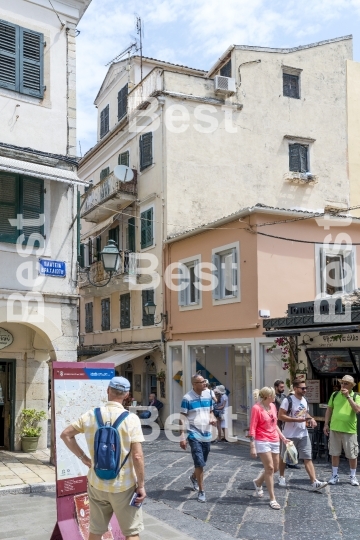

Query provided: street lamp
[80,240,120,287]
[144,300,168,325]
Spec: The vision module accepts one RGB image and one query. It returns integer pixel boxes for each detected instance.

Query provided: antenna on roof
[135,15,143,82]
[105,42,137,67]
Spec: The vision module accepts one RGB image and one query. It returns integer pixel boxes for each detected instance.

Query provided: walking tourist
[274,379,300,469]
[278,378,327,491]
[217,385,229,441]
[179,373,217,503]
[324,375,360,486]
[249,386,290,510]
[60,376,145,540]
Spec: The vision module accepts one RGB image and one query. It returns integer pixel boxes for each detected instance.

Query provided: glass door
[233,351,252,440]
[0,361,16,450]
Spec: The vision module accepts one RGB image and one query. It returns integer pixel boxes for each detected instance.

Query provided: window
[140,208,153,249]
[88,238,93,265]
[220,60,231,78]
[212,245,239,302]
[142,289,154,326]
[78,243,85,267]
[139,132,153,171]
[127,217,136,251]
[85,302,93,333]
[108,226,119,247]
[101,298,110,331]
[120,293,131,329]
[100,167,110,181]
[317,246,356,296]
[289,143,308,173]
[100,105,109,139]
[0,173,44,244]
[118,83,128,121]
[283,73,300,99]
[0,20,45,98]
[118,150,129,167]
[95,236,101,259]
[178,260,200,307]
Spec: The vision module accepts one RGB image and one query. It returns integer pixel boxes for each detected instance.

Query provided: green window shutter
[139,132,153,171]
[140,208,153,249]
[117,83,128,121]
[109,226,119,247]
[78,243,85,267]
[20,177,44,246]
[120,293,131,329]
[101,298,110,331]
[0,172,19,243]
[100,167,110,181]
[96,236,101,258]
[118,151,129,167]
[19,27,44,98]
[100,105,109,139]
[128,217,136,251]
[142,289,154,326]
[88,238,93,265]
[0,20,19,92]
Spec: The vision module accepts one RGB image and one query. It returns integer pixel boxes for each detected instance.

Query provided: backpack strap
[287,396,293,415]
[112,411,129,430]
[94,407,105,428]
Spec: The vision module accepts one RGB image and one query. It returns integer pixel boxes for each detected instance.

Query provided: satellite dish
[114,165,134,182]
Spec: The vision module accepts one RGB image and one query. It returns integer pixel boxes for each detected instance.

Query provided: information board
[306,379,320,403]
[50,362,125,540]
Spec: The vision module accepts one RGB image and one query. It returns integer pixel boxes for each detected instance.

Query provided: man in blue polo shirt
[180,373,217,503]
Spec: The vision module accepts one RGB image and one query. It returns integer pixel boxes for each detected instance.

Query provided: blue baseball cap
[109,376,131,392]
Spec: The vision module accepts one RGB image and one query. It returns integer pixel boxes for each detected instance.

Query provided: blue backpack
[94,408,130,480]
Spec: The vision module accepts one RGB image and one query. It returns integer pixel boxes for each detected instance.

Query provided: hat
[338,375,355,385]
[109,376,131,392]
[216,385,226,394]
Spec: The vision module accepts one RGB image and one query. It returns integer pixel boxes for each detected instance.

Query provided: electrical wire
[247,229,360,245]
[48,0,65,27]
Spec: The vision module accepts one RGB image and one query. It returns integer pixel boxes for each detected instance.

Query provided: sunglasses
[299,387,307,390]
[195,380,206,384]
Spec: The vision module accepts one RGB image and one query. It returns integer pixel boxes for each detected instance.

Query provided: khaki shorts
[88,483,144,537]
[329,431,359,459]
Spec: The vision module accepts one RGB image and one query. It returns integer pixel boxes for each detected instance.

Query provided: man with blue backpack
[60,376,145,540]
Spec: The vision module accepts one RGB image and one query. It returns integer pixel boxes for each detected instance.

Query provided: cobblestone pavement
[142,431,360,539]
[0,448,54,488]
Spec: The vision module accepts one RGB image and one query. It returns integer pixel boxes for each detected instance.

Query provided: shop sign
[306,379,320,403]
[0,328,13,350]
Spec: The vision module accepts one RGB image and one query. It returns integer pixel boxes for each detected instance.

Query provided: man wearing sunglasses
[324,375,360,486]
[277,378,327,491]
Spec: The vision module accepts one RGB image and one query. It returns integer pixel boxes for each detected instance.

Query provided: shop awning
[0,156,87,185]
[80,215,117,240]
[84,348,156,367]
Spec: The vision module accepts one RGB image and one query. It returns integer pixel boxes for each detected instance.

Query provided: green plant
[20,409,47,438]
[156,369,166,380]
[266,337,304,387]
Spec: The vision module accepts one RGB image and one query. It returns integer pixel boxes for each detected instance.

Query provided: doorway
[0,360,16,450]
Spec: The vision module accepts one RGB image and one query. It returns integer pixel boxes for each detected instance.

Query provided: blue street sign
[39,259,66,277]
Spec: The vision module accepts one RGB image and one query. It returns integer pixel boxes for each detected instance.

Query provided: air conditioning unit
[214,75,236,96]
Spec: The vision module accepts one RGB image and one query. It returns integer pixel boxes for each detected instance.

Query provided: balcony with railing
[81,170,137,223]
[128,68,163,116]
[80,251,138,288]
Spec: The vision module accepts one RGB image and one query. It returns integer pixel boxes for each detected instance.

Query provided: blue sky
[77,0,360,154]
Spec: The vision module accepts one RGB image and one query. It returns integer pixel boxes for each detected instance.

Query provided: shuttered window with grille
[120,293,131,329]
[101,298,110,331]
[118,151,129,167]
[142,289,154,326]
[0,172,44,244]
[0,19,44,98]
[139,132,153,171]
[118,83,128,121]
[85,302,93,333]
[289,143,308,173]
[100,105,109,139]
[140,208,153,249]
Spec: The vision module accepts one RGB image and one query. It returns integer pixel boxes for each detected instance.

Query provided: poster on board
[50,362,125,540]
[306,379,320,403]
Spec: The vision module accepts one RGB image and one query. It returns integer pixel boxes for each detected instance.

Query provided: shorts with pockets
[188,438,210,468]
[329,431,359,459]
[254,441,280,454]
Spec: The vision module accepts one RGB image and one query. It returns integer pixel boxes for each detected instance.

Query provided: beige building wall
[347,59,360,217]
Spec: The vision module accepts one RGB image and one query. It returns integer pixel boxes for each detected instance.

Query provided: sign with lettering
[39,259,66,277]
[306,379,320,403]
[0,328,13,350]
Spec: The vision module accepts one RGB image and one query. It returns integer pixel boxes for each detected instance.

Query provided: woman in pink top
[249,386,290,510]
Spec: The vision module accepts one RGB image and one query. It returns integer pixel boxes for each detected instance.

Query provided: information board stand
[50,362,125,540]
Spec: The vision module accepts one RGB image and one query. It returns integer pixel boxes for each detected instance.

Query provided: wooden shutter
[101,298,110,331]
[109,226,119,247]
[0,173,18,243]
[120,293,131,328]
[289,144,301,172]
[78,243,85,267]
[88,238,93,265]
[212,253,220,299]
[140,208,153,249]
[85,302,93,333]
[142,289,154,326]
[344,251,355,293]
[299,145,308,173]
[128,217,136,251]
[100,105,109,139]
[178,264,188,306]
[140,132,153,171]
[0,20,19,92]
[19,27,44,98]
[20,177,44,245]
[118,151,129,167]
[117,83,128,120]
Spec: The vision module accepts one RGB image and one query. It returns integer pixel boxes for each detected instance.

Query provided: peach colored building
[164,205,360,439]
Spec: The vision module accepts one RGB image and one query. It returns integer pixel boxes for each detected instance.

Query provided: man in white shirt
[278,378,327,492]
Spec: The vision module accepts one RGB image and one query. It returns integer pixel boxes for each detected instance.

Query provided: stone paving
[0,448,55,488]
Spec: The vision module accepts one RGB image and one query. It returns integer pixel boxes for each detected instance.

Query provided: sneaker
[287,463,301,469]
[328,474,339,485]
[278,476,287,488]
[197,490,206,502]
[190,475,199,491]
[311,480,327,492]
[350,476,359,486]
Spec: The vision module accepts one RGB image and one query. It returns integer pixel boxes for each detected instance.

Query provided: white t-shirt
[280,396,308,439]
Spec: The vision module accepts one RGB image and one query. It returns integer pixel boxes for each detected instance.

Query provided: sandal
[269,500,281,510]
[253,479,264,498]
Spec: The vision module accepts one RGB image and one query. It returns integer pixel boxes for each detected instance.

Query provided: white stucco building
[0,0,90,450]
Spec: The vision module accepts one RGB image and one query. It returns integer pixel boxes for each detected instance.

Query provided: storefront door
[0,360,16,450]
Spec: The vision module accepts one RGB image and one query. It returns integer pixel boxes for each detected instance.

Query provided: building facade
[0,0,90,450]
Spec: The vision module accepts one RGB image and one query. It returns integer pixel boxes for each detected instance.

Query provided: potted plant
[20,408,47,453]
[156,369,166,381]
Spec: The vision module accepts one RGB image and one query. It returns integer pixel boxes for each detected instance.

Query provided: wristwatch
[346,396,351,400]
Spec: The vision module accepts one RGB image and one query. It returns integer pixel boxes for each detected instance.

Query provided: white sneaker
[278,476,287,487]
[189,475,199,491]
[197,490,206,502]
[311,480,327,492]
[350,476,359,486]
[328,474,339,485]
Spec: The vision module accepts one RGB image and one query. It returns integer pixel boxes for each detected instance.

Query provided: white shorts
[255,440,280,454]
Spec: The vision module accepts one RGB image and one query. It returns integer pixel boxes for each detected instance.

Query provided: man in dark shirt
[139,393,163,419]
